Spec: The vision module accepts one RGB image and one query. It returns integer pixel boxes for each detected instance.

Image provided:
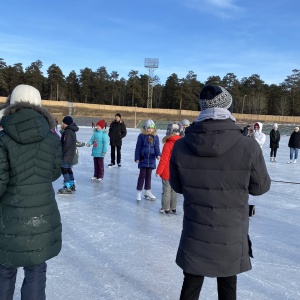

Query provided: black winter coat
[0,103,62,267]
[269,129,280,148]
[108,120,127,146]
[288,131,300,148]
[170,119,271,277]
[61,123,79,164]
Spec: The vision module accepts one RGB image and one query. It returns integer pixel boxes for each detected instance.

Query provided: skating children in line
[156,122,182,214]
[58,116,79,194]
[134,119,161,201]
[86,120,108,181]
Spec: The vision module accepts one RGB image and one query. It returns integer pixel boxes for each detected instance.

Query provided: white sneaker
[136,191,142,201]
[91,177,97,181]
[293,160,297,164]
[287,160,293,164]
[144,190,156,200]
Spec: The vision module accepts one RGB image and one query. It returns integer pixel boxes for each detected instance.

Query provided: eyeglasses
[147,124,155,129]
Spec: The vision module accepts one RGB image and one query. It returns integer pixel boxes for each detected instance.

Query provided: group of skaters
[243,122,300,163]
[6,82,300,299]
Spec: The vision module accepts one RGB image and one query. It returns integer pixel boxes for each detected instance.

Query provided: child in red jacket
[156,122,182,214]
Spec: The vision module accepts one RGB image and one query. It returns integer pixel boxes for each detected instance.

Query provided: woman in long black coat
[288,126,300,163]
[269,123,280,162]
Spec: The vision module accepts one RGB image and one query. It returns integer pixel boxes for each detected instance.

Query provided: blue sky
[1,0,300,85]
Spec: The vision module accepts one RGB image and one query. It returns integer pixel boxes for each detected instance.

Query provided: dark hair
[115,113,121,118]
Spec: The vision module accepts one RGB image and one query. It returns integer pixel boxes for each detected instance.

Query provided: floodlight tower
[144,58,159,108]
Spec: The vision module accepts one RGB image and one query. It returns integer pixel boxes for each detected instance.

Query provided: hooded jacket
[170,119,271,277]
[87,128,109,157]
[0,102,62,267]
[253,122,266,148]
[134,128,161,169]
[61,122,79,164]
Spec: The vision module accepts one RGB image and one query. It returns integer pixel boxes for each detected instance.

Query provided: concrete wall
[1,96,300,123]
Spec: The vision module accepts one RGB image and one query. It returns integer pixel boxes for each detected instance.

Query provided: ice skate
[274,157,277,162]
[58,187,72,194]
[136,190,142,201]
[293,159,297,164]
[96,178,103,182]
[170,209,177,214]
[160,208,170,214]
[144,190,156,200]
[287,160,293,164]
[108,163,115,168]
[270,157,274,162]
[69,180,76,191]
[91,177,97,181]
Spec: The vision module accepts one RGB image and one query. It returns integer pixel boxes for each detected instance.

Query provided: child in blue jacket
[86,120,108,182]
[134,119,161,200]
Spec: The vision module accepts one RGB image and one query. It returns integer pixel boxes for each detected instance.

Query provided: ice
[12,127,300,299]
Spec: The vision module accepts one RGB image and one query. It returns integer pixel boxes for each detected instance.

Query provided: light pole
[242,95,246,114]
[134,104,137,128]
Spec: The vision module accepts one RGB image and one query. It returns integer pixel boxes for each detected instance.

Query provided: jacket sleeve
[121,123,127,139]
[156,142,170,175]
[87,133,95,146]
[0,140,9,198]
[52,136,62,182]
[102,132,109,153]
[249,141,271,196]
[154,136,161,157]
[134,134,143,161]
[169,143,183,194]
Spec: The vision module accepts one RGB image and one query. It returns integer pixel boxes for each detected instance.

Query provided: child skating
[134,119,161,201]
[86,120,108,182]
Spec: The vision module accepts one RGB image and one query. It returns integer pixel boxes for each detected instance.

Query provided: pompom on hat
[145,119,155,129]
[199,85,233,112]
[10,84,42,106]
[62,116,73,126]
[96,120,106,128]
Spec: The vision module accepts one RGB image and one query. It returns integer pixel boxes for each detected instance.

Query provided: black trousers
[180,272,237,300]
[110,145,121,164]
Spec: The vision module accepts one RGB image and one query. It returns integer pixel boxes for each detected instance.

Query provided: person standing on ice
[134,119,161,201]
[156,122,182,214]
[269,123,280,162]
[58,115,79,194]
[287,126,300,164]
[0,84,62,299]
[252,122,266,148]
[170,85,271,300]
[86,119,108,181]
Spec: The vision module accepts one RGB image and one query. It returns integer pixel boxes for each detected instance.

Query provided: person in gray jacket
[170,85,271,300]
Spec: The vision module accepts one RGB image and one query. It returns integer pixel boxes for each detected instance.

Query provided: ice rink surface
[13,127,300,300]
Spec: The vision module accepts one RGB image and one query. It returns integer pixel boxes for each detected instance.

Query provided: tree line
[1,58,300,116]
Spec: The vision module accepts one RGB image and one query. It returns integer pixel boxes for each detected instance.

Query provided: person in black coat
[108,113,127,167]
[170,85,271,300]
[287,126,300,163]
[269,123,280,162]
[58,115,79,193]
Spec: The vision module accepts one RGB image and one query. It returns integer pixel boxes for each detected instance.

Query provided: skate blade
[145,196,156,200]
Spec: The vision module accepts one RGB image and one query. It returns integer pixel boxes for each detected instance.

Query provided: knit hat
[199,85,233,111]
[145,119,155,129]
[166,122,182,138]
[273,123,278,129]
[181,119,190,126]
[96,119,105,128]
[10,84,42,106]
[62,116,73,125]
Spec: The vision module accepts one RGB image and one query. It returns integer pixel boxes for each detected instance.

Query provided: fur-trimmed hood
[1,102,56,144]
[140,127,158,136]
[2,101,56,129]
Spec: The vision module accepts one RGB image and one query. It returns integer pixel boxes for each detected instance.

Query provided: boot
[144,190,156,200]
[274,157,277,162]
[70,180,76,191]
[293,159,297,164]
[58,182,72,194]
[136,190,142,201]
[270,157,274,162]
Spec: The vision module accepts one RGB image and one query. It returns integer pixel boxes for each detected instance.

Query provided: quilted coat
[87,129,109,157]
[0,102,62,267]
[170,119,271,277]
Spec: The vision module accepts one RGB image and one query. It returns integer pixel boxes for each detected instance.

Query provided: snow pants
[0,262,47,300]
[179,271,237,300]
[136,167,152,191]
[94,157,104,179]
[161,179,177,211]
